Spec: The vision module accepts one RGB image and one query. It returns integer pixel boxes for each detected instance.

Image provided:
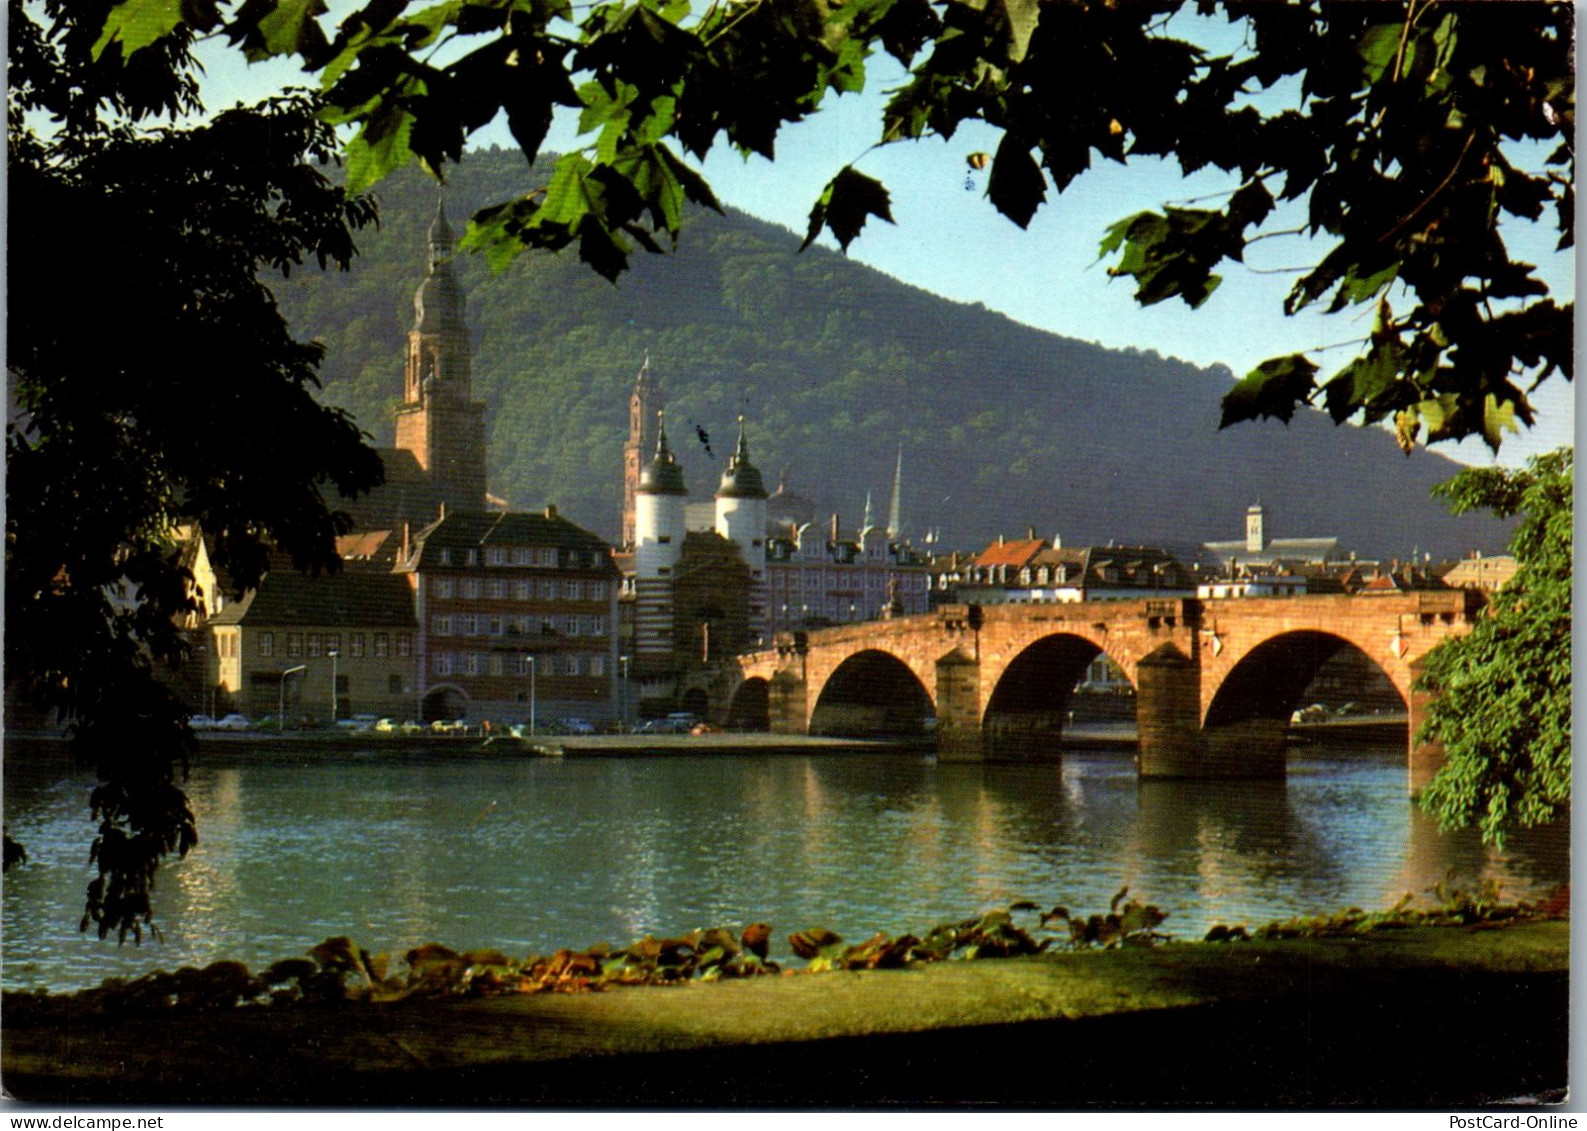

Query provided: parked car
[560,717,596,735]
[189,714,218,731]
[1290,704,1330,724]
[215,713,252,731]
[430,718,469,734]
[336,714,380,733]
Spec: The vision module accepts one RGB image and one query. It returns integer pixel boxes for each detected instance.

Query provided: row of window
[769,570,929,590]
[435,546,605,570]
[259,632,413,659]
[431,652,608,677]
[431,577,610,601]
[430,614,607,638]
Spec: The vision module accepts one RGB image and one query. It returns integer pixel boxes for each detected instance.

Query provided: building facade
[205,571,419,722]
[403,508,621,723]
[765,522,931,629]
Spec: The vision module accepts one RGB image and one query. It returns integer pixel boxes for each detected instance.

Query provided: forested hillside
[273,148,1511,558]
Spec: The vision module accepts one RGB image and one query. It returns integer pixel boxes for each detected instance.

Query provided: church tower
[1246,501,1267,553]
[715,417,769,641]
[622,356,664,549]
[394,200,488,515]
[634,414,688,658]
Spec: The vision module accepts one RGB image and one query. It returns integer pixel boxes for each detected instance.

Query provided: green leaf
[655,146,723,213]
[1414,392,1462,441]
[1220,354,1319,428]
[1321,343,1399,424]
[1357,21,1404,84]
[986,135,1047,230]
[344,99,416,195]
[802,166,894,252]
[539,153,601,227]
[1480,393,1520,453]
[1340,261,1399,306]
[93,0,185,60]
[1096,211,1157,260]
[246,0,330,63]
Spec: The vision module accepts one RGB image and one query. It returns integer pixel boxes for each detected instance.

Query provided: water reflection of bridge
[721,592,1479,794]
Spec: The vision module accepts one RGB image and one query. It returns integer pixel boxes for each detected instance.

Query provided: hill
[271,148,1512,559]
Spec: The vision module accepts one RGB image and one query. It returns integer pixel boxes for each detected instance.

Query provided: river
[1,740,1568,992]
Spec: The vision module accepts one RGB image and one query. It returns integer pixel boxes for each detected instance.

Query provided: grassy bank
[2,921,1567,1107]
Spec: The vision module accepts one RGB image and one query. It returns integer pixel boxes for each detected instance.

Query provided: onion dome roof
[638,416,687,496]
[716,417,767,500]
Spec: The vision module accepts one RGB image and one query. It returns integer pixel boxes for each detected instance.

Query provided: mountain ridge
[271,147,1513,559]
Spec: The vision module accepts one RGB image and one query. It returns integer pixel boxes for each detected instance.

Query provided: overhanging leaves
[1220,354,1319,428]
[986,134,1047,229]
[803,166,895,251]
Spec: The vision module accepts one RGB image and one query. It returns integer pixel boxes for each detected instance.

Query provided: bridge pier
[766,670,808,736]
[1134,647,1205,777]
[934,648,983,763]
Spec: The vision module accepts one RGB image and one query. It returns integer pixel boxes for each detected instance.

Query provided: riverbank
[2,921,1566,1107]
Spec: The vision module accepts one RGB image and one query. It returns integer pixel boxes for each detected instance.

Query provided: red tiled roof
[337,530,394,559]
[974,538,1047,569]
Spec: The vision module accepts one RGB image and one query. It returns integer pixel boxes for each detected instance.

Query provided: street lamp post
[280,665,307,731]
[328,649,340,723]
[527,655,536,736]
[619,654,630,730]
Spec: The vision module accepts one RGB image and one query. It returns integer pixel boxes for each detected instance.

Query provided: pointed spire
[886,444,903,541]
[414,196,466,335]
[639,409,687,495]
[716,414,766,499]
[428,197,455,259]
[861,490,875,537]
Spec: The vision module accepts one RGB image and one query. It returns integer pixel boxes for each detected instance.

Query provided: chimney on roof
[402,521,411,563]
[998,534,1005,546]
[439,501,447,520]
[1027,526,1036,541]
[544,504,558,519]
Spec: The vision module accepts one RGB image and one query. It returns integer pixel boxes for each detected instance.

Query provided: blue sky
[197,12,1575,470]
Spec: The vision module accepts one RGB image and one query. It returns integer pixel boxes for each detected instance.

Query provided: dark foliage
[7,0,384,940]
[95,0,1574,454]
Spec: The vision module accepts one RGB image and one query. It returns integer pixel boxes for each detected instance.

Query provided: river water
[2,740,1568,992]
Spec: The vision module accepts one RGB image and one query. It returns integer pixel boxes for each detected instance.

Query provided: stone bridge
[721,592,1481,793]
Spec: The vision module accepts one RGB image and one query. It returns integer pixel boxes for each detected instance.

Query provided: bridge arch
[422,683,468,722]
[725,677,771,731]
[1204,630,1409,729]
[809,649,934,738]
[982,631,1133,759]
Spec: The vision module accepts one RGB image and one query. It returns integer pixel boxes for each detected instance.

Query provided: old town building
[402,508,621,723]
[205,570,418,722]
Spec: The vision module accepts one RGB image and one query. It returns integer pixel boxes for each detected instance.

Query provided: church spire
[394,194,487,515]
[886,444,903,541]
[623,354,666,548]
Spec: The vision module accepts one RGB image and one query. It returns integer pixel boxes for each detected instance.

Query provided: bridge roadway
[714,592,1480,793]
